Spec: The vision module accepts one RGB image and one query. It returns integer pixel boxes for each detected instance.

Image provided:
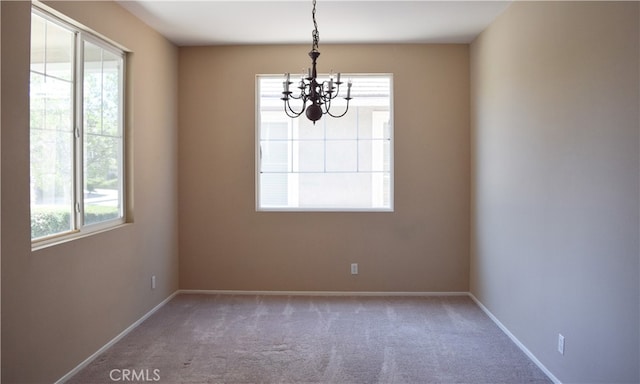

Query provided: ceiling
[116,0,512,46]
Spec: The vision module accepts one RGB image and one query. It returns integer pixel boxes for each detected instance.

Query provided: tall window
[30,6,126,243]
[257,74,393,211]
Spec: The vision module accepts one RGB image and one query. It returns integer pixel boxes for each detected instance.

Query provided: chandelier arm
[284,98,306,118]
[325,99,351,118]
[288,93,305,101]
[284,82,307,100]
[331,82,342,98]
[284,106,304,119]
[324,90,339,101]
[320,98,331,114]
[320,80,343,101]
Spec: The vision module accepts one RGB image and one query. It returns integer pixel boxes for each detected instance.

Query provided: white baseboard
[178,289,469,297]
[467,293,561,384]
[55,291,179,384]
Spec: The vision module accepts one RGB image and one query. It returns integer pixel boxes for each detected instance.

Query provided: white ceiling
[116,0,512,46]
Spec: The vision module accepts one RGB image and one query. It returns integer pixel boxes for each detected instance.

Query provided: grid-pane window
[257,74,393,211]
[30,7,125,243]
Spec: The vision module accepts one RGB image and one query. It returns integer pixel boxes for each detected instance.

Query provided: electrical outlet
[557,334,565,355]
[151,275,156,290]
[351,263,358,275]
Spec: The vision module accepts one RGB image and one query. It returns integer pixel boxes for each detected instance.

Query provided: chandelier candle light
[281,0,352,123]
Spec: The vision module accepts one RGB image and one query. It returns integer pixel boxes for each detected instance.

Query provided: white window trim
[255,73,394,212]
[31,3,128,250]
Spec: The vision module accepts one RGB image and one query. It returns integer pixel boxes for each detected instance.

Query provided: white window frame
[30,4,127,248]
[256,73,394,212]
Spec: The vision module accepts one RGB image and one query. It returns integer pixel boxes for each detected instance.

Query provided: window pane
[326,111,357,139]
[260,140,290,172]
[83,41,123,225]
[30,14,46,74]
[84,135,122,224]
[297,173,388,209]
[30,77,75,237]
[358,139,391,172]
[261,121,289,140]
[45,20,74,81]
[295,140,324,172]
[294,118,323,140]
[326,141,357,172]
[260,173,292,207]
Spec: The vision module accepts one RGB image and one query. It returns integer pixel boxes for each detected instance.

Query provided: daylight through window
[257,74,393,211]
[30,6,126,243]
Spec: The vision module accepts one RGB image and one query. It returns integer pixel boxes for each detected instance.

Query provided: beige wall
[470,2,639,382]
[8,1,637,382]
[1,1,179,382]
[179,45,470,292]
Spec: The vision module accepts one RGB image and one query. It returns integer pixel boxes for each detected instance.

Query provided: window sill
[31,221,131,252]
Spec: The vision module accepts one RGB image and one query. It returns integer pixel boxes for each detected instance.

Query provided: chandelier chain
[311,0,319,52]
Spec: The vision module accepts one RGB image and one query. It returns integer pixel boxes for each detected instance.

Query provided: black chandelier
[281,0,352,124]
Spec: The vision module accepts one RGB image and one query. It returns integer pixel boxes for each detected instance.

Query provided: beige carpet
[67,294,552,383]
